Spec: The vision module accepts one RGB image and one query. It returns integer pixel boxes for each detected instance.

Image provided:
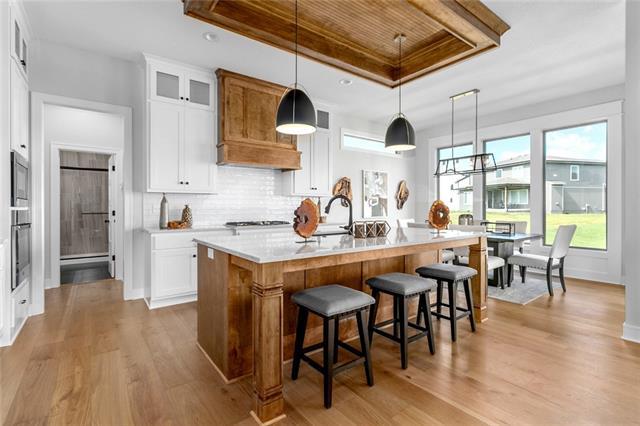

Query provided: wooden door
[148,101,184,191]
[183,107,216,193]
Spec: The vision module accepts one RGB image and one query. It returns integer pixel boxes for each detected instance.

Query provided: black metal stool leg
[291,307,309,380]
[356,310,374,386]
[368,289,380,343]
[436,280,443,320]
[323,317,336,409]
[393,296,399,338]
[333,317,340,363]
[399,296,409,369]
[448,281,457,342]
[420,293,436,355]
[463,279,476,332]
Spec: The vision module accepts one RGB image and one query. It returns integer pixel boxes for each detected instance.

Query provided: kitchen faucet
[325,195,353,233]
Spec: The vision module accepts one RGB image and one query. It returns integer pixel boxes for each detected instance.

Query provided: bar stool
[415,264,477,342]
[366,272,436,369]
[291,285,375,409]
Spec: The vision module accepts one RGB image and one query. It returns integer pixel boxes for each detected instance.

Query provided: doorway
[58,150,115,284]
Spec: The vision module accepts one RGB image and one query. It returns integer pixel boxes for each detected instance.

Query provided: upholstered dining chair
[448,224,507,288]
[507,224,577,296]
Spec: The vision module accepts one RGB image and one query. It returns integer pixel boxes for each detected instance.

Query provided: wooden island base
[197,235,487,424]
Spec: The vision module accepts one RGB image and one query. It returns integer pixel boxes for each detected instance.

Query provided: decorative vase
[181,204,193,228]
[159,193,169,229]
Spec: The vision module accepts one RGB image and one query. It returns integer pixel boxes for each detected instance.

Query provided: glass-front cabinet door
[186,72,214,110]
[149,63,184,104]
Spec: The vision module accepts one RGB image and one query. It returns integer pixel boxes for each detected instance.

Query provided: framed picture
[362,170,388,218]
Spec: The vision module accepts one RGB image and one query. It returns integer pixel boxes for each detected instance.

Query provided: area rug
[488,275,563,305]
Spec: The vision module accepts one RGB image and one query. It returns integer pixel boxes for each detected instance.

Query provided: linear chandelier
[434,89,497,176]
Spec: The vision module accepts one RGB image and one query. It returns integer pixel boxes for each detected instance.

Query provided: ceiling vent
[317,110,330,130]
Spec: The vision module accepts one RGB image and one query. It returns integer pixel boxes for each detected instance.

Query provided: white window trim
[340,128,401,158]
[570,164,580,181]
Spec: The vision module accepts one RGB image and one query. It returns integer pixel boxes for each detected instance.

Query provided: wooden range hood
[184,0,510,88]
[216,69,301,170]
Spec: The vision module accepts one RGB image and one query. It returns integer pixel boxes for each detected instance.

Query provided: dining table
[407,222,543,286]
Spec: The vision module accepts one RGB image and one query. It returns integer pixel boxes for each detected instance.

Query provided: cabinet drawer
[152,230,233,250]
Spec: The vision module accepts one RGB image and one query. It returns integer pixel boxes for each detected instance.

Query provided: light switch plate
[207,248,214,259]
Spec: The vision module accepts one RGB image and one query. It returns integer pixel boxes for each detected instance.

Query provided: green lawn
[449,211,606,250]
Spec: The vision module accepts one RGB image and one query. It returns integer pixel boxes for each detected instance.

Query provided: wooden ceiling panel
[184,0,509,87]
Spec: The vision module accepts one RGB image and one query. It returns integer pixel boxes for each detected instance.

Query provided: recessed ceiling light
[202,32,218,42]
[339,78,353,86]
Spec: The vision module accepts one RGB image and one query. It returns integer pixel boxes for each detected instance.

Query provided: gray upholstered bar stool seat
[416,264,477,342]
[291,285,374,409]
[366,273,436,369]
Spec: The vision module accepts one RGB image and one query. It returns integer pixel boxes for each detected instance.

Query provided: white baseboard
[124,287,144,301]
[622,322,640,344]
[145,293,197,310]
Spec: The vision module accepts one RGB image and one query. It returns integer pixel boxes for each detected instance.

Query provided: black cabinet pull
[179,181,184,184]
[192,254,197,258]
[186,97,190,101]
[180,96,184,100]
[20,144,26,148]
[19,299,27,305]
[20,60,26,66]
[185,181,190,185]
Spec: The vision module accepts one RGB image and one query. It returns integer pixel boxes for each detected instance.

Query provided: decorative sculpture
[332,177,352,208]
[293,198,320,238]
[395,180,409,210]
[428,200,450,231]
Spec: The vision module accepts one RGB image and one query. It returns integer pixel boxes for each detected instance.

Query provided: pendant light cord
[475,90,478,147]
[398,35,402,115]
[450,97,455,157]
[295,0,298,88]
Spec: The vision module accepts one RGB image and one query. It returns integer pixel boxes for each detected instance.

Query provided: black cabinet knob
[180,96,184,100]
[185,181,190,185]
[186,97,190,101]
[192,254,197,258]
[179,181,184,184]
[20,144,26,148]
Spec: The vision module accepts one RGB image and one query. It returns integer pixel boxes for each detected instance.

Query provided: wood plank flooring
[1,278,639,425]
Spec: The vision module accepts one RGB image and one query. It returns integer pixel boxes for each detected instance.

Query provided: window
[341,129,397,156]
[484,134,531,231]
[544,122,607,250]
[570,165,580,181]
[436,143,473,224]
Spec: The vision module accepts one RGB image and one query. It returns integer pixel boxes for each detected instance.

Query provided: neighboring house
[455,154,606,213]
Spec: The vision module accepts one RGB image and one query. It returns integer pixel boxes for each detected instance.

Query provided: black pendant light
[385,34,416,152]
[434,89,497,176]
[275,0,317,135]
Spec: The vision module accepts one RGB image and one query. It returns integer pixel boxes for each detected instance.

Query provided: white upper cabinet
[10,61,29,159]
[10,4,29,78]
[144,55,217,193]
[284,129,332,197]
[148,59,214,110]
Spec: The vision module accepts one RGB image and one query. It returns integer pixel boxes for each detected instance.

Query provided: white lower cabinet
[10,281,30,337]
[145,230,232,309]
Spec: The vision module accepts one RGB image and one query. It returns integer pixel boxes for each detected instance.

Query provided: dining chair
[512,221,528,253]
[448,224,506,288]
[507,224,577,296]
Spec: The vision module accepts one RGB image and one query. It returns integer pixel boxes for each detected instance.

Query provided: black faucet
[325,195,353,233]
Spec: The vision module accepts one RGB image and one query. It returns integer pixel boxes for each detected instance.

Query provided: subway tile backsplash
[143,166,305,227]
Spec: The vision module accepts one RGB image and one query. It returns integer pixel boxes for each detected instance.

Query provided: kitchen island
[195,227,487,424]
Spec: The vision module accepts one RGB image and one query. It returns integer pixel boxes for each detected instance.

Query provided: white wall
[622,1,640,343]
[416,101,623,285]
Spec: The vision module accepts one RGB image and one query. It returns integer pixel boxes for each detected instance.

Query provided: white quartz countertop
[194,227,485,263]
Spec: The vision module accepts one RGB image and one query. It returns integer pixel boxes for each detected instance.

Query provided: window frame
[482,133,531,220]
[569,164,580,181]
[340,128,400,158]
[542,120,608,251]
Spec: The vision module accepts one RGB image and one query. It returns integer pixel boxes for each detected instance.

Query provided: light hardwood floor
[1,278,639,425]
